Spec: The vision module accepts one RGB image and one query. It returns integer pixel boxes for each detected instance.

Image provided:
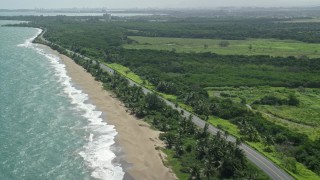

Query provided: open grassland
[207,86,320,140]
[124,36,320,58]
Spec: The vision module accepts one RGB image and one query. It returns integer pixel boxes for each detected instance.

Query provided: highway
[98,59,293,180]
[38,29,293,180]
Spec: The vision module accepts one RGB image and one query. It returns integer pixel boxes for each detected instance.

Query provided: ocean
[0,20,124,179]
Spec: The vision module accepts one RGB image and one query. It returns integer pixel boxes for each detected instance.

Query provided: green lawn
[124,36,320,58]
[207,86,320,140]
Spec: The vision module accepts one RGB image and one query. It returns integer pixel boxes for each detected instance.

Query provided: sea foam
[17,28,42,48]
[19,29,125,180]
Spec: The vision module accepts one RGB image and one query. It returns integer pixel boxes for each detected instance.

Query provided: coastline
[37,44,176,180]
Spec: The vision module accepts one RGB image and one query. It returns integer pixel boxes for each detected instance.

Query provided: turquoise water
[0,21,123,179]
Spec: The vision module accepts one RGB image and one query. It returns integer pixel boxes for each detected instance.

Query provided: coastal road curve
[99,59,293,180]
[38,30,293,180]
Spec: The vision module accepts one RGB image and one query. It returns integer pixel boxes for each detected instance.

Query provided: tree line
[46,45,268,179]
[14,16,320,176]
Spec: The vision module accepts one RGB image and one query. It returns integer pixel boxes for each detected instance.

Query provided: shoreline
[37,44,176,180]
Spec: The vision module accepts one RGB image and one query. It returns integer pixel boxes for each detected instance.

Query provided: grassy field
[207,86,320,140]
[106,63,155,90]
[124,36,320,58]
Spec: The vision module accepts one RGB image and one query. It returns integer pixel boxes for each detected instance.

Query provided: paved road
[38,29,293,180]
[101,65,292,180]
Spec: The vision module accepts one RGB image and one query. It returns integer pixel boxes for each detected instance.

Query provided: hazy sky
[1,0,320,9]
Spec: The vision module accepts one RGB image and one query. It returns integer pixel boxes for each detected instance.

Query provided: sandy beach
[38,45,176,180]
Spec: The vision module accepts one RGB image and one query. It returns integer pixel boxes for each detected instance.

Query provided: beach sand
[39,45,176,180]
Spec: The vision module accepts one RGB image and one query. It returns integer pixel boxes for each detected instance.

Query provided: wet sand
[38,45,176,180]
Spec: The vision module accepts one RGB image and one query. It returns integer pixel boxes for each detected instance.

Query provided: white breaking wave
[17,28,42,48]
[19,29,124,180]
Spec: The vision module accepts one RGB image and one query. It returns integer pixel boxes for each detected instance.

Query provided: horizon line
[1,5,320,11]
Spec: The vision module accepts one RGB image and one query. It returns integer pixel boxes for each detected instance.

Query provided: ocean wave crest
[20,29,124,180]
[17,28,42,48]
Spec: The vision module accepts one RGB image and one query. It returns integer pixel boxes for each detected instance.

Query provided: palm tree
[202,159,216,180]
[236,138,242,146]
[174,137,184,157]
[189,165,201,180]
[224,131,229,139]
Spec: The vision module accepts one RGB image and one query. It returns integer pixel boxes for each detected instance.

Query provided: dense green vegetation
[125,36,320,58]
[8,14,320,178]
[253,94,300,106]
[207,86,320,140]
[112,49,320,88]
[47,46,268,179]
[119,18,320,43]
